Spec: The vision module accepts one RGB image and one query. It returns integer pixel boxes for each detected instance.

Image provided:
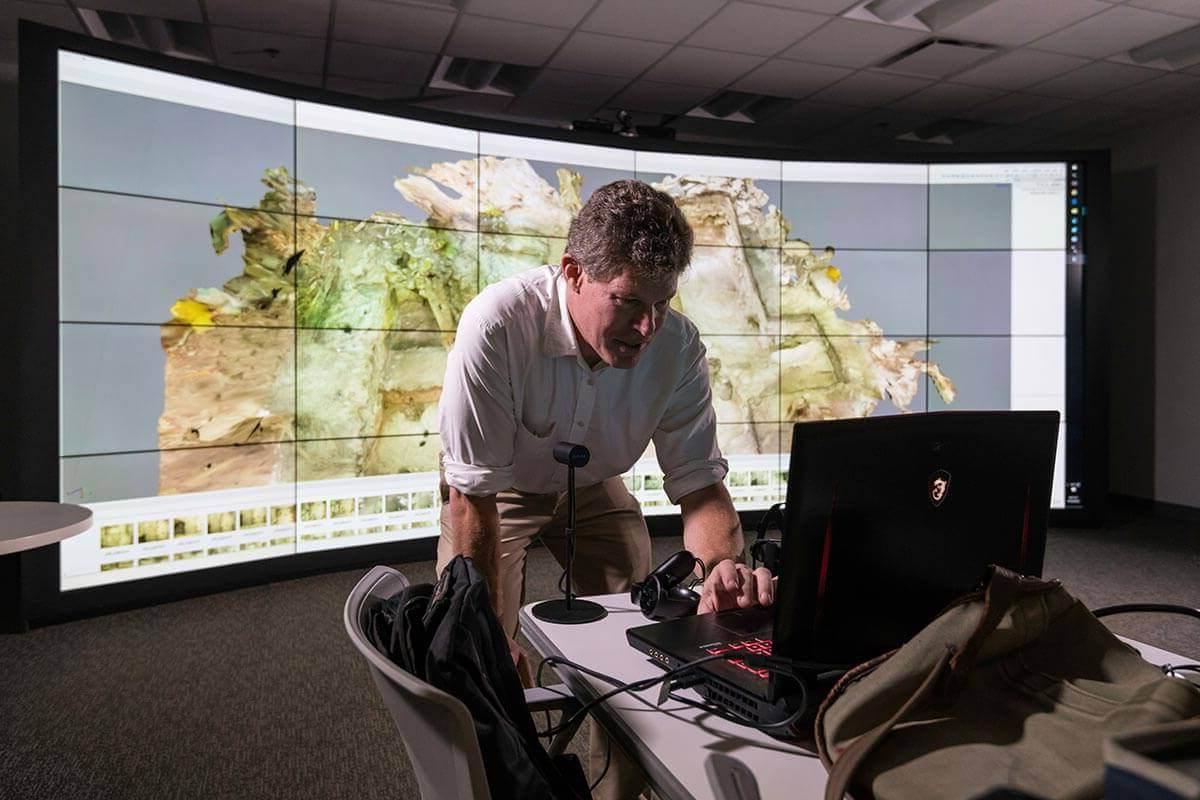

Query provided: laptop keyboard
[702,637,773,679]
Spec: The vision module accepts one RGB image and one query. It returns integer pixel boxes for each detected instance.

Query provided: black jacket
[368,555,591,800]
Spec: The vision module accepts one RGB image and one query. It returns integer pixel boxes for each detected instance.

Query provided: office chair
[344,565,584,800]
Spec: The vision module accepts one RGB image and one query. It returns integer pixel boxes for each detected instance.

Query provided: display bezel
[9,21,1108,626]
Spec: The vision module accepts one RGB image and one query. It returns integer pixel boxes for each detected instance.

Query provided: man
[437,179,774,798]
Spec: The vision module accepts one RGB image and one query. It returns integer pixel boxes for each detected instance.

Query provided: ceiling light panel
[75,0,203,23]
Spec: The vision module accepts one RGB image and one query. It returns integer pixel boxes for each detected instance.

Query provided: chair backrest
[343,565,492,800]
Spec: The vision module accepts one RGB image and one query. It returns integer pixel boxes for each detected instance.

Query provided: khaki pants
[436,475,652,800]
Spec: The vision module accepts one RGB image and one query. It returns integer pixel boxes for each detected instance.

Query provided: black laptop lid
[773,410,1059,668]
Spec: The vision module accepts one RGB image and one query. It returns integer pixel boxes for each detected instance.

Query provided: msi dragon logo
[929,470,951,507]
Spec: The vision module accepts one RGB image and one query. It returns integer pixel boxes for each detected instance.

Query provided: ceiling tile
[1028,60,1162,99]
[1033,5,1197,59]
[763,96,862,123]
[686,2,828,56]
[232,66,325,89]
[608,79,714,114]
[4,2,84,39]
[782,18,929,68]
[212,27,326,74]
[548,32,672,77]
[731,58,852,97]
[951,124,1047,151]
[1103,71,1200,106]
[205,0,330,38]
[328,40,437,82]
[581,0,725,44]
[1023,101,1136,132]
[743,0,858,11]
[806,69,931,105]
[505,96,601,123]
[1124,0,1200,20]
[463,0,594,28]
[835,106,937,137]
[932,0,1108,48]
[414,90,515,115]
[953,49,1091,90]
[446,14,569,65]
[519,69,631,104]
[642,47,765,87]
[334,0,456,53]
[325,75,426,100]
[74,0,202,22]
[886,81,1005,113]
[959,91,1077,123]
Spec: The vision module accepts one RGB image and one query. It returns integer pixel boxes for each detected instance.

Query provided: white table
[520,593,1194,800]
[0,501,93,555]
[1,502,93,632]
[521,594,826,800]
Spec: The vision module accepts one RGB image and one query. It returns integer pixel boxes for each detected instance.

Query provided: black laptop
[627,410,1060,728]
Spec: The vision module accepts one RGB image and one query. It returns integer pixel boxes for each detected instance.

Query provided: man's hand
[697,558,775,614]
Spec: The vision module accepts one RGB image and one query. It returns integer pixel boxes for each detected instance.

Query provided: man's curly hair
[566,179,693,283]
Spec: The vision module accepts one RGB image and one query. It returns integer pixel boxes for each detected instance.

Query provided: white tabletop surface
[0,501,93,555]
[521,594,1194,800]
[521,594,826,800]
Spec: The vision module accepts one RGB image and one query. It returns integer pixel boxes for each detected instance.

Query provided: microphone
[531,441,607,625]
[553,442,590,468]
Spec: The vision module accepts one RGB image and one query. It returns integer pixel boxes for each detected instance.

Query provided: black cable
[533,652,810,738]
[1092,603,1200,622]
[588,735,611,792]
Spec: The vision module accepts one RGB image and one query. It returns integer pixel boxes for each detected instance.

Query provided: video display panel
[56,51,1077,590]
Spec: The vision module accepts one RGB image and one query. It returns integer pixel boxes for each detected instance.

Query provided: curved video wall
[53,50,1083,591]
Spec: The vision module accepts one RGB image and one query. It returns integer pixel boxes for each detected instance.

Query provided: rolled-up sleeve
[652,334,728,504]
[438,307,518,496]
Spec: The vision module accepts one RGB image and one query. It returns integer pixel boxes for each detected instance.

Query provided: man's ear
[562,254,585,291]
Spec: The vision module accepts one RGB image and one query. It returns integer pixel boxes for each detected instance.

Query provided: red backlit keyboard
[702,637,773,679]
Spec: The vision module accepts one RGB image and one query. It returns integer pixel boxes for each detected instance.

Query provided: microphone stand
[531,442,608,624]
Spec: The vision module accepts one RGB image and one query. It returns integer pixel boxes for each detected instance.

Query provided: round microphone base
[530,598,608,625]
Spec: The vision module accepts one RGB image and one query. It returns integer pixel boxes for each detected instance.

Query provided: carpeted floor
[1,512,1197,800]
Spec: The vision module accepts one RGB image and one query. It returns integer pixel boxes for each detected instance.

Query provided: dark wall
[1,75,16,501]
[1110,110,1200,509]
[1107,167,1156,501]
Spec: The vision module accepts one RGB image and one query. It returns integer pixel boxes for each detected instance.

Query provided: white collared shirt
[438,265,727,501]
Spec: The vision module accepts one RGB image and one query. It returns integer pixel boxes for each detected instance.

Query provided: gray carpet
[1,514,1197,800]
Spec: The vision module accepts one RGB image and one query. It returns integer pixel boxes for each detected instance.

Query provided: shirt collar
[543,268,607,372]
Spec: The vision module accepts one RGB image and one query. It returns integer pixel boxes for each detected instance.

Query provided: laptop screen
[771,411,1059,667]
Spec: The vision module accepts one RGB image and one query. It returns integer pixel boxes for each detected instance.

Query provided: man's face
[563,257,677,369]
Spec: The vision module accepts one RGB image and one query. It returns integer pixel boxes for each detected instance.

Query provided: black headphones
[631,550,702,620]
[749,502,785,574]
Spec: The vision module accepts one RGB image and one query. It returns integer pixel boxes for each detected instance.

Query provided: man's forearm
[447,488,503,616]
[679,481,744,574]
